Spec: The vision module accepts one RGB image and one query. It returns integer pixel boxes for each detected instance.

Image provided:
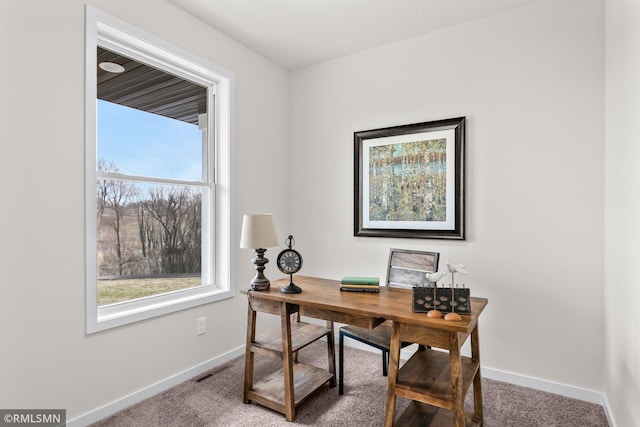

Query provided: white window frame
[85,6,233,333]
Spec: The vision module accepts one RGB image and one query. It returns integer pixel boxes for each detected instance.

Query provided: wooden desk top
[242,275,488,334]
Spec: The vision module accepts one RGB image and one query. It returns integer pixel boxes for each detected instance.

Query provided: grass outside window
[97,276,201,306]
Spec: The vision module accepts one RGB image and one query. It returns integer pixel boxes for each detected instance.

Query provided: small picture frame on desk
[387,248,440,289]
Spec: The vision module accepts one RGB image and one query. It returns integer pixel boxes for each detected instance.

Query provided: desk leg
[243,303,256,404]
[326,321,337,387]
[449,334,464,427]
[338,331,344,395]
[383,322,401,427]
[471,324,484,423]
[280,302,296,422]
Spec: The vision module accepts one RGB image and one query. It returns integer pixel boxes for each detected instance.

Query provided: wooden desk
[242,275,488,425]
[384,297,487,427]
[242,280,337,422]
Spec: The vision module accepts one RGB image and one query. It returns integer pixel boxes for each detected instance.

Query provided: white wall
[605,0,640,425]
[0,0,288,420]
[2,0,626,423]
[290,0,605,392]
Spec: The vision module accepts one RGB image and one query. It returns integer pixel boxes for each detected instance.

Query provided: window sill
[87,286,232,334]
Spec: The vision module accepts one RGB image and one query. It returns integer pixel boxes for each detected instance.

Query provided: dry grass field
[97,276,201,306]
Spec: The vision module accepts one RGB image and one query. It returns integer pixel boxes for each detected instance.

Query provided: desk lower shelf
[396,401,482,427]
[395,348,479,409]
[246,363,333,414]
[252,322,331,356]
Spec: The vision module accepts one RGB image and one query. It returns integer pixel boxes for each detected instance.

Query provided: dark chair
[338,248,440,395]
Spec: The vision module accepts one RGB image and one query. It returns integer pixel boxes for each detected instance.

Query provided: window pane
[96,181,203,306]
[97,100,203,181]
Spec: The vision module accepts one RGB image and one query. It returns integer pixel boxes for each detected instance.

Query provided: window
[85,7,233,333]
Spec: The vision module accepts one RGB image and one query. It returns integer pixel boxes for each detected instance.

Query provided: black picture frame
[354,117,465,240]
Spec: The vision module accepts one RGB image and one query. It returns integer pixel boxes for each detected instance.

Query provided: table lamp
[240,213,279,291]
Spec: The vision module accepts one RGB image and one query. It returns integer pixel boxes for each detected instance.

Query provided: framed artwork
[354,117,466,240]
[386,248,440,289]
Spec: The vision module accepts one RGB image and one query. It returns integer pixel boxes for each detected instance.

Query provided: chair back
[385,248,440,289]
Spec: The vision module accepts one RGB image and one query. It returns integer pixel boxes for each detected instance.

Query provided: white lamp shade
[240,213,279,249]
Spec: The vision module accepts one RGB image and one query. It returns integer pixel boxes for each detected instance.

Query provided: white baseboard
[340,336,616,425]
[601,391,617,427]
[481,366,601,404]
[481,367,616,427]
[68,336,617,427]
[67,345,246,427]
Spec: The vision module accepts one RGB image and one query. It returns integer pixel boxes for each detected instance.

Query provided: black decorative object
[412,287,471,314]
[277,235,303,294]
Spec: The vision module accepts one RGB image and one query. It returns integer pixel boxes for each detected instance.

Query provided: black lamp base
[250,278,271,291]
[250,248,271,291]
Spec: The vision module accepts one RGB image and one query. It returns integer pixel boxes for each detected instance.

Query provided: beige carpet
[92,341,608,426]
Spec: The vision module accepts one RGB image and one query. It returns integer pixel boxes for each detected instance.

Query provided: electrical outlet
[197,317,206,335]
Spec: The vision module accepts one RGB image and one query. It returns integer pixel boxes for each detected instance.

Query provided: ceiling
[97,47,206,125]
[169,0,543,70]
[97,0,542,122]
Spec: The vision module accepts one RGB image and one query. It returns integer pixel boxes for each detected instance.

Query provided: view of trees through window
[96,161,203,305]
[96,98,206,307]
